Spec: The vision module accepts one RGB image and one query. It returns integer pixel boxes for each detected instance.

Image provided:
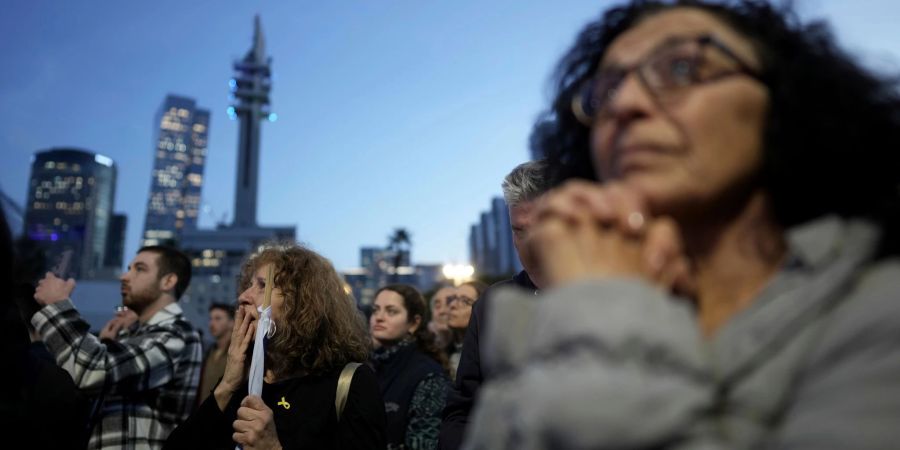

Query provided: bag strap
[335,362,362,422]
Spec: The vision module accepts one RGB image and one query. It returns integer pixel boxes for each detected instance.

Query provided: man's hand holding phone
[34,272,76,306]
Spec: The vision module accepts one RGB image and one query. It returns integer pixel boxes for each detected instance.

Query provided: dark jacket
[164,365,387,450]
[0,299,89,450]
[372,341,447,449]
[438,270,536,450]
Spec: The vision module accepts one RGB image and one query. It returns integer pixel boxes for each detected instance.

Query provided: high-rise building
[229,14,273,228]
[104,213,127,270]
[142,95,210,246]
[179,16,295,330]
[491,197,515,273]
[468,196,519,278]
[23,148,117,279]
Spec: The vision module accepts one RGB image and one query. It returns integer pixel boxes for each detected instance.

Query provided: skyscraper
[104,213,127,269]
[179,16,295,329]
[468,196,519,278]
[229,14,272,228]
[142,95,210,246]
[23,148,117,279]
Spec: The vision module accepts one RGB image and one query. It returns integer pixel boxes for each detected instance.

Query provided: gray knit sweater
[465,216,900,449]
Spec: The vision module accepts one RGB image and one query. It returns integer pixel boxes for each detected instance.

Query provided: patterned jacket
[33,300,202,450]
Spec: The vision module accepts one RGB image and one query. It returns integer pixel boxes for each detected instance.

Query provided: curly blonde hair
[240,242,370,378]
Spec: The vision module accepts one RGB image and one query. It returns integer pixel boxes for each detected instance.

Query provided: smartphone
[51,248,74,279]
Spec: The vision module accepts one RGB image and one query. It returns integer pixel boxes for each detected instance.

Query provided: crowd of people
[4,0,900,448]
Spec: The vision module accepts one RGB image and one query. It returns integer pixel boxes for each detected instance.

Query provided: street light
[442,263,475,286]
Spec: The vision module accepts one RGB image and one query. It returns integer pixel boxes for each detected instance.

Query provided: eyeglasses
[446,295,476,307]
[571,35,762,125]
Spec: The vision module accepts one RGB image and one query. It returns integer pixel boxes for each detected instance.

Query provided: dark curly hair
[542,0,900,252]
[375,284,449,371]
[239,243,371,378]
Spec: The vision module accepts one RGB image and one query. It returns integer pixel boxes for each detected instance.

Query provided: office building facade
[23,148,117,279]
[469,196,519,278]
[142,95,210,246]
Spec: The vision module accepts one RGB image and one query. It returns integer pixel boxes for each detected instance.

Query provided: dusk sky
[2,1,898,272]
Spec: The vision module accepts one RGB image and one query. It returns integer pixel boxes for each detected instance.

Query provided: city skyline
[2,1,898,273]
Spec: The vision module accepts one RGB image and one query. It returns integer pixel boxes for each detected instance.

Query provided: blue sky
[2,1,898,271]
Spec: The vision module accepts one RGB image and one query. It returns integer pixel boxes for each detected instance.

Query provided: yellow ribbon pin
[277,396,291,410]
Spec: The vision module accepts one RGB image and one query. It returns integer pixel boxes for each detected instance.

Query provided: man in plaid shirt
[33,245,203,450]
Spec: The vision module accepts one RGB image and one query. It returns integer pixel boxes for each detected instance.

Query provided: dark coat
[164,365,387,450]
[438,270,536,450]
[372,342,446,448]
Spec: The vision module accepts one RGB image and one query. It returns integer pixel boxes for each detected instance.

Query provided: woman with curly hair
[465,1,900,448]
[165,243,386,449]
[369,284,449,450]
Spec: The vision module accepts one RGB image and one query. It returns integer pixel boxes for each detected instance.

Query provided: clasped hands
[530,180,695,298]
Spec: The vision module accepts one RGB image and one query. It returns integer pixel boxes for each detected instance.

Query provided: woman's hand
[530,180,694,297]
[233,395,282,450]
[214,304,256,411]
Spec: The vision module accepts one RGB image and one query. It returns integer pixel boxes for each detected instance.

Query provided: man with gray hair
[500,158,550,290]
[439,159,550,449]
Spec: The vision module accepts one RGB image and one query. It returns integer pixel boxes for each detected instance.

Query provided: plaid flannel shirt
[32,300,203,450]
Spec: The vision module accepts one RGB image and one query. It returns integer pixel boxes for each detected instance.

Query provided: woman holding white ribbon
[165,243,386,450]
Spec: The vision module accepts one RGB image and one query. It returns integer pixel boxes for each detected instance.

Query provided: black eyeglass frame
[571,34,764,125]
[446,295,476,307]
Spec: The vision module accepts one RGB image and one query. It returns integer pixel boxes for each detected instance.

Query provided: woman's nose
[605,71,654,122]
[238,287,253,305]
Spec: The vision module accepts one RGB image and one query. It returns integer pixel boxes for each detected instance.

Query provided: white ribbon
[247,305,273,396]
[236,305,273,450]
